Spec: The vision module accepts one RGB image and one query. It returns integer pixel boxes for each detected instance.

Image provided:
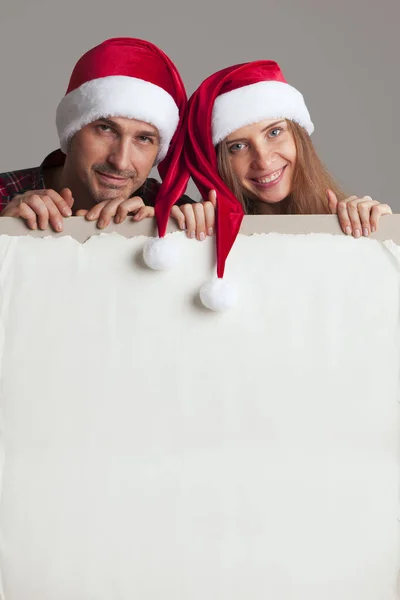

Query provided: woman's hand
[327,189,392,237]
[170,190,216,240]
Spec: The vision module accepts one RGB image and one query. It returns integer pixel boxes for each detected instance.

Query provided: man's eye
[98,124,112,132]
[138,136,153,144]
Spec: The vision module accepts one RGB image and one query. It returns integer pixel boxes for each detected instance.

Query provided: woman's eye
[269,128,282,138]
[228,143,246,153]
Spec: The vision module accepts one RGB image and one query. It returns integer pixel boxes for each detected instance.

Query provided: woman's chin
[247,182,290,205]
[255,192,288,206]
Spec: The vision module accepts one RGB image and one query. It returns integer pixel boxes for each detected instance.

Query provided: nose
[107,138,132,173]
[251,143,277,170]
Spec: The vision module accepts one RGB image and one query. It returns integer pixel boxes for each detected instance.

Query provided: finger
[98,199,122,228]
[193,202,207,241]
[345,199,364,238]
[86,201,107,223]
[203,201,216,236]
[370,203,393,233]
[114,197,145,225]
[25,195,50,230]
[180,204,196,239]
[39,188,73,218]
[208,189,217,208]
[356,197,379,237]
[170,206,186,231]
[75,209,89,216]
[1,203,19,217]
[18,202,38,230]
[59,188,74,215]
[41,196,65,232]
[132,206,155,221]
[336,197,357,235]
[336,200,352,235]
[326,189,338,214]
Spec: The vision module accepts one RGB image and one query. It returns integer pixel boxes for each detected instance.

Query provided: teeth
[256,169,282,184]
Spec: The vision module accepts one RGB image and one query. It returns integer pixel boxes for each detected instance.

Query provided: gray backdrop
[1,0,399,208]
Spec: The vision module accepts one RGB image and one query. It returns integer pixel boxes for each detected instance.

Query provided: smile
[250,165,287,190]
[96,172,129,186]
[254,167,285,184]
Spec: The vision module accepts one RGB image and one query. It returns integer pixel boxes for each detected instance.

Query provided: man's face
[65,117,160,204]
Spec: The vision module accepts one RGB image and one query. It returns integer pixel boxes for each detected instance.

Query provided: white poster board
[0,217,398,599]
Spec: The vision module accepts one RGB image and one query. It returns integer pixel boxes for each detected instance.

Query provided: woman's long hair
[216,120,345,214]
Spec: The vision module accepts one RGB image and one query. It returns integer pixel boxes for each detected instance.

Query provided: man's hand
[82,196,154,228]
[170,189,217,240]
[1,188,74,231]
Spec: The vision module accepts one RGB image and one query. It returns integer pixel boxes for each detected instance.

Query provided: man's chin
[91,187,132,204]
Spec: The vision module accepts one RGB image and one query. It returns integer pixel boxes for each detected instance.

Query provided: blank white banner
[0,231,398,600]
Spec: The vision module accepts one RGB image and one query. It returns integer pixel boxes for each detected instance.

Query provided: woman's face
[225,118,297,207]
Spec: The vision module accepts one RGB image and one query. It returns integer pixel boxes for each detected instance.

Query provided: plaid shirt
[0,149,184,212]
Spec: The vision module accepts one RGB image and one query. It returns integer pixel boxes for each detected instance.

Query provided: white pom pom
[199,278,238,312]
[143,236,180,270]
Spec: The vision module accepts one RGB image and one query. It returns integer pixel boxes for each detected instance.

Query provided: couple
[0,37,391,246]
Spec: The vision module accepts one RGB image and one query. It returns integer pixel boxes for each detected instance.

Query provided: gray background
[1,0,399,208]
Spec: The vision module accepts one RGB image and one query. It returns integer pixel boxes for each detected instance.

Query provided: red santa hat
[56,37,186,166]
[183,60,314,311]
[56,38,189,261]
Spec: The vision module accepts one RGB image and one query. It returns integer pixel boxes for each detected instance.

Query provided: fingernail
[208,227,213,236]
[56,221,63,232]
[114,216,120,224]
[345,226,352,235]
[199,232,205,241]
[180,222,186,230]
[353,229,361,238]
[371,226,376,233]
[86,212,95,220]
[190,231,195,239]
[363,228,369,237]
[63,208,72,217]
[98,219,104,229]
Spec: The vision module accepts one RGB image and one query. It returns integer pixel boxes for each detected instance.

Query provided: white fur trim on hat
[56,75,180,163]
[212,80,314,145]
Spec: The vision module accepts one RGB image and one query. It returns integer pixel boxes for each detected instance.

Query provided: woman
[145,60,393,310]
[170,61,392,243]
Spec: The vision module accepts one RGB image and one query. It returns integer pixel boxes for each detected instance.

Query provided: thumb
[208,189,217,207]
[75,209,89,217]
[60,187,75,208]
[326,188,338,214]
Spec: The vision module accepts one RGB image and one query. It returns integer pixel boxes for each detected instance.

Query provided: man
[0,37,193,232]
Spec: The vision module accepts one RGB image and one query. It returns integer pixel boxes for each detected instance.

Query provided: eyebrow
[97,118,159,139]
[97,117,120,129]
[226,120,286,144]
